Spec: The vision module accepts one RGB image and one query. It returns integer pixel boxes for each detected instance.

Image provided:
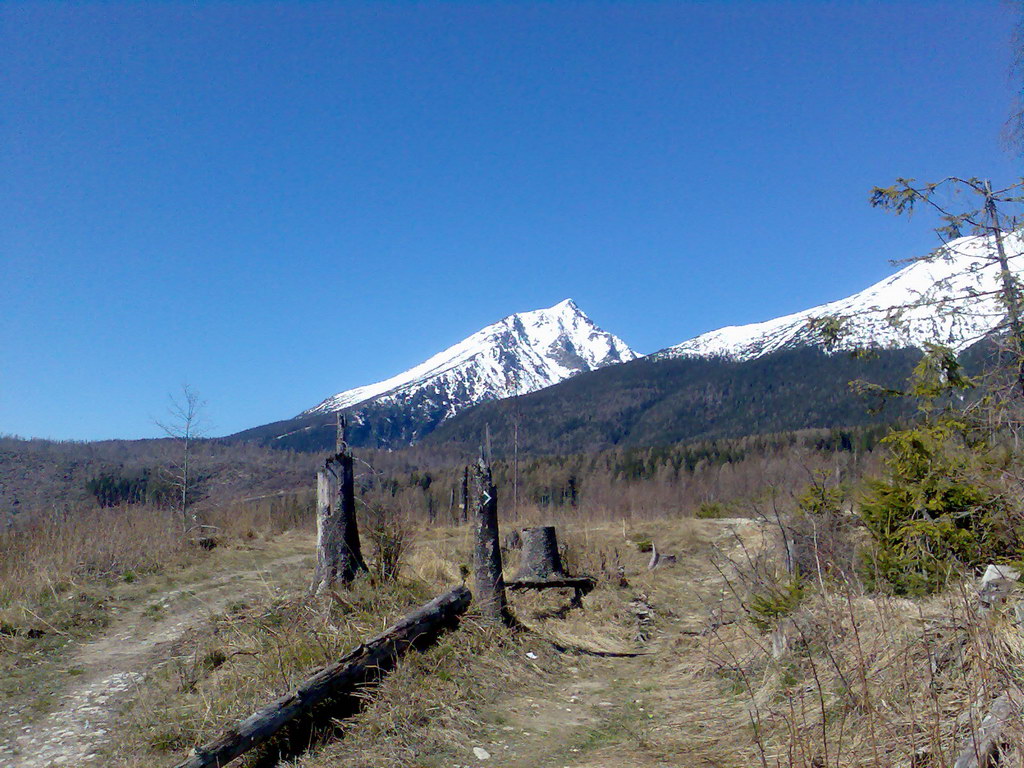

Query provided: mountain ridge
[231,231,1023,453]
[659,232,1024,361]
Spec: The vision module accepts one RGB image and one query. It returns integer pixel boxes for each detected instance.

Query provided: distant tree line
[0,435,317,524]
[353,425,892,522]
[85,468,174,508]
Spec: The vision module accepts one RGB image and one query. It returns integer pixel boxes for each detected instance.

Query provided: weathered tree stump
[507,526,594,607]
[515,526,564,579]
[312,420,366,593]
[471,457,511,624]
[173,585,471,768]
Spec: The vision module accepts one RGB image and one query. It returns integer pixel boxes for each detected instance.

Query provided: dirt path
[445,519,759,768]
[1,520,755,768]
[0,549,312,768]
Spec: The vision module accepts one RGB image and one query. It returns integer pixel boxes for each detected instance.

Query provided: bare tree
[1004,1,1024,155]
[156,384,209,533]
[807,178,1024,395]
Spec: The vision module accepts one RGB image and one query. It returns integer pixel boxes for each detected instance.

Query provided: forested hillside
[230,347,923,453]
[349,425,892,522]
[424,346,923,455]
[0,437,316,524]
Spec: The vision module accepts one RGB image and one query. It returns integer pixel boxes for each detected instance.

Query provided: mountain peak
[300,300,637,435]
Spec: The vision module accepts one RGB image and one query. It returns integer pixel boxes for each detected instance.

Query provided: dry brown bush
[705,527,1024,768]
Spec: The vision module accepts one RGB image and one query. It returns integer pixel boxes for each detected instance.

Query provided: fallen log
[952,691,1021,768]
[549,641,648,657]
[174,585,471,768]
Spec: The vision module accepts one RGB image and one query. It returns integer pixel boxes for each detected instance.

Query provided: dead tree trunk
[314,468,336,589]
[471,457,510,624]
[173,585,471,768]
[312,422,366,593]
[336,444,366,577]
[460,466,469,524]
[515,526,564,579]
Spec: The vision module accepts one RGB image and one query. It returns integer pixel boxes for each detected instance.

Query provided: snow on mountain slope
[660,231,1024,361]
[303,299,637,420]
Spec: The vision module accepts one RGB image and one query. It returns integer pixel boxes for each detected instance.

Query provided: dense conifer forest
[424,346,922,454]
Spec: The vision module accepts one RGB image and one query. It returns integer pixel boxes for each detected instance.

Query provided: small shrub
[856,348,1024,595]
[786,480,860,583]
[696,502,727,519]
[748,578,805,633]
[365,503,412,582]
[859,420,1012,595]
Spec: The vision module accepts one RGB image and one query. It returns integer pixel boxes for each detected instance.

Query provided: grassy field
[2,509,1022,767]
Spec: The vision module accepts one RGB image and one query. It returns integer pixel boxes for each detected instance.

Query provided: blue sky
[2,1,1021,440]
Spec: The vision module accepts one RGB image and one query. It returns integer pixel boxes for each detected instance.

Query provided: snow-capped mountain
[298,299,636,438]
[230,299,636,450]
[659,231,1024,361]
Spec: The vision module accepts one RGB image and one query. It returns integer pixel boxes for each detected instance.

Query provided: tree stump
[471,457,510,624]
[515,526,565,579]
[506,526,593,608]
[312,424,367,593]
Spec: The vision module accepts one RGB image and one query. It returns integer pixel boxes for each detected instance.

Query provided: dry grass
[0,506,189,667]
[0,495,315,710]
[1,506,186,602]
[304,518,757,767]
[0,495,314,631]
[204,492,315,540]
[105,521,459,765]
[295,619,537,768]
[10,511,1022,768]
[701,525,1024,768]
[113,577,442,766]
[104,519,646,766]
